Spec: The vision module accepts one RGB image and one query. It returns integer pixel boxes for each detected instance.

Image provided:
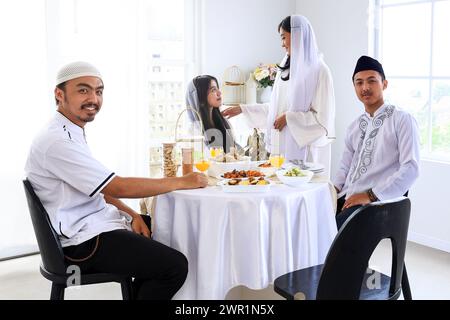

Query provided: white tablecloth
[152,182,337,300]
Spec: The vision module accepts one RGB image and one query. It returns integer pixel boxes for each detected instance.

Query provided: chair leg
[121,278,134,300]
[402,264,412,300]
[50,283,65,300]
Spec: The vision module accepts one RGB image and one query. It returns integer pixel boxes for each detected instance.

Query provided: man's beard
[78,114,96,123]
[78,103,100,123]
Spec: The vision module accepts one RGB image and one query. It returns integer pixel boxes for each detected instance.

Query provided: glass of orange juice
[209,147,224,159]
[269,154,285,168]
[195,158,210,173]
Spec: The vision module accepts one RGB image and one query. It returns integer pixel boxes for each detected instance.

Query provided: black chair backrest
[23,179,67,275]
[316,197,411,299]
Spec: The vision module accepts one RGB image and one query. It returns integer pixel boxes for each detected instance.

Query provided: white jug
[245,74,257,104]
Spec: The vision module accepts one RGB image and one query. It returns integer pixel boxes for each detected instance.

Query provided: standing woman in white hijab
[222,15,335,177]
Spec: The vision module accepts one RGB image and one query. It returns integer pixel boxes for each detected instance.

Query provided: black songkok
[352,55,385,81]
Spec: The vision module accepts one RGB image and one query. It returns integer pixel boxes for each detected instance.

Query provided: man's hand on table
[178,172,208,189]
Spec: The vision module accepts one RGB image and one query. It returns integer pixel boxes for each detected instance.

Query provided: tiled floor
[0,254,122,300]
[1,240,449,300]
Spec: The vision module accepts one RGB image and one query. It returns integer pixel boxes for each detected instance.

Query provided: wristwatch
[367,188,379,202]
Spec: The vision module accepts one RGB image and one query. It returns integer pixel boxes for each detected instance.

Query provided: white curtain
[0,0,50,258]
[0,0,151,258]
[46,0,149,178]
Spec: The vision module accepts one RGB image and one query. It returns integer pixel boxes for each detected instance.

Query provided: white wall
[407,161,450,251]
[296,0,450,252]
[200,0,296,82]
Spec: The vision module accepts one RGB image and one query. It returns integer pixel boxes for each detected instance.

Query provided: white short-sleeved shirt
[25,112,132,247]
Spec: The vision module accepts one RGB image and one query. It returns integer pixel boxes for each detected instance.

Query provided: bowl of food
[276,167,314,187]
[254,161,277,177]
[208,147,252,178]
[208,157,252,178]
[221,169,265,179]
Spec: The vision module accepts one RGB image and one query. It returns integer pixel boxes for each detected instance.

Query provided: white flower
[253,63,277,88]
[255,69,269,81]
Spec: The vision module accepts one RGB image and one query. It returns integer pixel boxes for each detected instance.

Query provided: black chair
[400,191,412,300]
[274,197,411,300]
[23,179,133,300]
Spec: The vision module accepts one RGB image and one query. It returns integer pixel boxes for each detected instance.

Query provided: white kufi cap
[56,61,102,86]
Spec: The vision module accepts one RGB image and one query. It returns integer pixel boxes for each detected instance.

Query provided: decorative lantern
[222,65,245,105]
[161,106,204,177]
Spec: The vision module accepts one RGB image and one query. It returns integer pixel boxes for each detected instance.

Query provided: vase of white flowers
[257,86,272,103]
[253,63,277,103]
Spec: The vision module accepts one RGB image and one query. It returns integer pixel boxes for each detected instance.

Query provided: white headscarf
[185,78,236,152]
[267,15,322,131]
[185,79,201,123]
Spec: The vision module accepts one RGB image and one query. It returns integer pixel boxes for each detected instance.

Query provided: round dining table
[152,180,337,300]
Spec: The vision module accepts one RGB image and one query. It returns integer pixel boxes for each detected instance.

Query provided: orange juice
[269,155,285,168]
[210,147,223,158]
[195,160,210,172]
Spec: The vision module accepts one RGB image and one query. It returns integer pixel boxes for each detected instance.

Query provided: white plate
[305,162,325,172]
[217,179,273,193]
[282,161,325,172]
[256,166,277,177]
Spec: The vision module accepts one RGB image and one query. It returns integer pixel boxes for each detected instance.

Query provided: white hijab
[185,79,201,123]
[267,15,322,134]
[185,78,236,152]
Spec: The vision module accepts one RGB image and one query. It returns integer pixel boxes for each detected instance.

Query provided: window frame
[372,0,450,162]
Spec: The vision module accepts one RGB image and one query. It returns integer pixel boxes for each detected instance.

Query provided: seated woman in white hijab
[222,15,335,178]
[185,75,240,155]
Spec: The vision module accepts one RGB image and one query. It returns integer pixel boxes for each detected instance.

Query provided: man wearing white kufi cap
[25,61,208,299]
[53,61,104,126]
[56,61,103,85]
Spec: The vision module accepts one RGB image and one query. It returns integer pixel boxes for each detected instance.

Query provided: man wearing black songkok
[352,55,386,81]
[332,56,420,229]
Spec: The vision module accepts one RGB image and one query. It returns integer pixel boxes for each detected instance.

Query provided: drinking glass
[195,158,210,173]
[269,154,285,169]
[182,147,194,176]
[209,147,224,159]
